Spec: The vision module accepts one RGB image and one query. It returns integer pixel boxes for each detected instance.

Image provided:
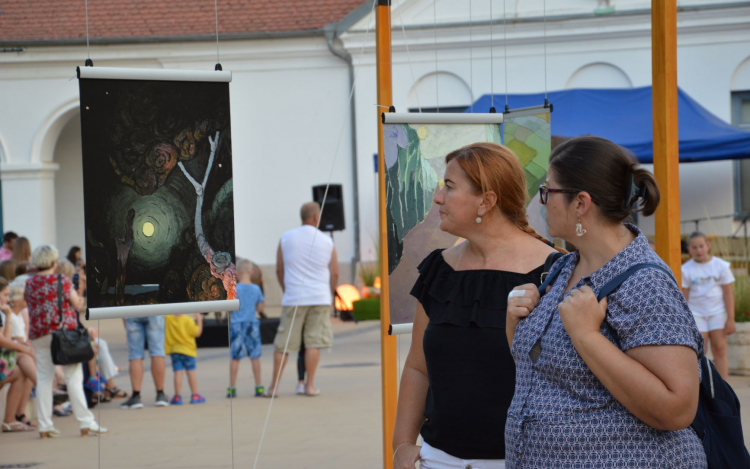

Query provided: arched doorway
[53,113,85,256]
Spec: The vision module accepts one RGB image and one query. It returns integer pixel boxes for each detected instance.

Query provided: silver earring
[476,217,482,224]
[576,219,586,237]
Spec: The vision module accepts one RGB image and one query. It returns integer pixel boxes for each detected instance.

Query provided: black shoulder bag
[51,274,94,365]
[538,263,750,469]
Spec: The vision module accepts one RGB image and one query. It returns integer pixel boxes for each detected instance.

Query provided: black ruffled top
[410,249,545,460]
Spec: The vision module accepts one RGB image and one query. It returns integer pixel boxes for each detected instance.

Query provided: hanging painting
[382,109,551,328]
[78,67,238,318]
[504,107,552,240]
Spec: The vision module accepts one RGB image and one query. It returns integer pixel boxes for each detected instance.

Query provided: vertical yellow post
[376,1,398,468]
[651,0,682,285]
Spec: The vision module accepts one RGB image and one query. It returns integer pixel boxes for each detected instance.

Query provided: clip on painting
[388,323,414,336]
[382,113,504,125]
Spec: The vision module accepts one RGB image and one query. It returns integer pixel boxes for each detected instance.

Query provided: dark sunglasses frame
[538,184,581,205]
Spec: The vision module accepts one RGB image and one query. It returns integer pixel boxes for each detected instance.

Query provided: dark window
[732,91,750,217]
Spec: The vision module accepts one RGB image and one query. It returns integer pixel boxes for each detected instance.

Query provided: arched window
[407,72,473,113]
[566,63,633,89]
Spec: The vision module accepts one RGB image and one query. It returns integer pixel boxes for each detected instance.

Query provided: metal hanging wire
[503,0,509,110]
[395,0,422,112]
[433,0,439,112]
[84,0,91,60]
[469,0,474,113]
[490,0,494,111]
[214,0,221,68]
[542,0,548,104]
[252,1,378,467]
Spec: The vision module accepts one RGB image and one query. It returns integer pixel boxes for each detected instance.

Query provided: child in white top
[681,231,735,379]
[8,281,29,343]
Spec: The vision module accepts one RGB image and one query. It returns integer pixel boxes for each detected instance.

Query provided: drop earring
[576,218,586,237]
[476,216,482,224]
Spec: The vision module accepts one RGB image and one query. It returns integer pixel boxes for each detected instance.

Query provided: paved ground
[2,312,750,468]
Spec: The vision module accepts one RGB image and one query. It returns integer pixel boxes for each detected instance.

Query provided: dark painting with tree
[79,77,236,309]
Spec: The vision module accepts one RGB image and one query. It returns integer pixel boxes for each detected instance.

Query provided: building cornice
[0,163,60,181]
[341,5,750,55]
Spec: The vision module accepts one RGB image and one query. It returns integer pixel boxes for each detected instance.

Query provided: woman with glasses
[392,142,561,469]
[505,136,705,468]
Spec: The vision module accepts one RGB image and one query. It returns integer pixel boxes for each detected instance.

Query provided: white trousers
[420,441,506,469]
[96,338,118,381]
[32,335,95,432]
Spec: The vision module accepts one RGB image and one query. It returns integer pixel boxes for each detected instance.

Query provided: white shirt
[0,310,26,341]
[10,310,27,342]
[681,256,735,317]
[280,225,334,307]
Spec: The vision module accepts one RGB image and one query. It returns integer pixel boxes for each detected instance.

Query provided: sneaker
[190,393,205,404]
[155,391,170,407]
[226,387,236,398]
[170,395,183,405]
[295,383,305,395]
[255,385,265,397]
[120,394,144,410]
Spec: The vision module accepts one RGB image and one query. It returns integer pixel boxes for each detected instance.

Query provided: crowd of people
[0,238,108,436]
[3,135,733,466]
[0,200,340,438]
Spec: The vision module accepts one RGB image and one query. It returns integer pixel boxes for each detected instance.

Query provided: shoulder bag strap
[57,274,64,329]
[596,263,677,302]
[538,253,567,296]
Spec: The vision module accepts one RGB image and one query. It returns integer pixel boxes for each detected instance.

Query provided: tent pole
[376,1,398,468]
[651,0,682,285]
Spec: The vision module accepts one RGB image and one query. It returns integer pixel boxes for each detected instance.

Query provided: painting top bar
[78,67,232,83]
[382,113,504,125]
[504,105,551,119]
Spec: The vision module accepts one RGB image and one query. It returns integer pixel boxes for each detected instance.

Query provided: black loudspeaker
[312,184,345,232]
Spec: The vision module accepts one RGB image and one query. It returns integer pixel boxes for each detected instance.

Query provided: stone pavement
[2,313,750,468]
[1,312,405,468]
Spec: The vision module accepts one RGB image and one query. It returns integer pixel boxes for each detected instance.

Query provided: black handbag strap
[538,253,567,295]
[530,260,676,363]
[57,274,64,329]
[595,263,677,301]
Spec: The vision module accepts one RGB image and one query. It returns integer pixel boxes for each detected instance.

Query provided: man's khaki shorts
[273,305,333,353]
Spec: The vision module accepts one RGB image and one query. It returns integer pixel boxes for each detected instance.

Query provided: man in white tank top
[267,202,338,397]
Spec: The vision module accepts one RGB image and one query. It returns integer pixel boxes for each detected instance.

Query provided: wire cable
[252,2,378,466]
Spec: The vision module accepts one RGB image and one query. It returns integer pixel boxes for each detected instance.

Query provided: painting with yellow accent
[79,77,236,309]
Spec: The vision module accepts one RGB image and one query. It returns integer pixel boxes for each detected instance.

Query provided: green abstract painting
[383,110,551,326]
[504,110,552,243]
[383,122,502,325]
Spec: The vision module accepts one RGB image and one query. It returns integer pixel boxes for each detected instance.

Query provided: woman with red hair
[393,143,561,468]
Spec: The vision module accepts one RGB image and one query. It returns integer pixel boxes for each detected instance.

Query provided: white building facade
[345,0,750,257]
[1,0,749,303]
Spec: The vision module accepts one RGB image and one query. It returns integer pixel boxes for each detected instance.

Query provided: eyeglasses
[538,184,581,205]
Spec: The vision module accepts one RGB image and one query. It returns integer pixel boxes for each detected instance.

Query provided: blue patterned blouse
[506,225,707,468]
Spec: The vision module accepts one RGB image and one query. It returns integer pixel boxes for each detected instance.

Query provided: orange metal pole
[651,0,682,285]
[376,1,398,468]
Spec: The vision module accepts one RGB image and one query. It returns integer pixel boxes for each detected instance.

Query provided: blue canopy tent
[468,86,750,163]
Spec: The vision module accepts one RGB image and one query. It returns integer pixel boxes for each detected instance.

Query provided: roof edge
[0,28,327,48]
